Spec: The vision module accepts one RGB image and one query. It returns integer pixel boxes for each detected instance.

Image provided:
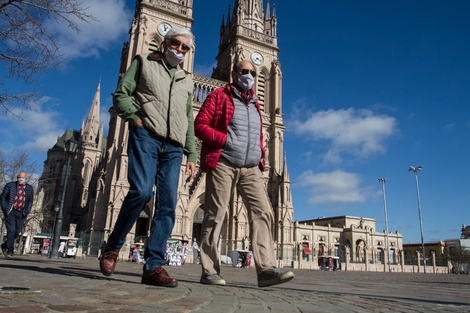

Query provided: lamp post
[408,165,426,273]
[378,178,391,272]
[49,139,77,259]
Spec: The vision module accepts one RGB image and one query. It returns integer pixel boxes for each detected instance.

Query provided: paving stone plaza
[0,254,469,312]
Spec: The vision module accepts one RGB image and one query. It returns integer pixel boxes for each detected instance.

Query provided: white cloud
[289,108,397,163]
[0,97,65,159]
[444,123,455,130]
[47,0,132,59]
[298,170,365,204]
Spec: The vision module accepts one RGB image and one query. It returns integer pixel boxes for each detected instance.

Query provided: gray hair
[164,26,195,48]
[232,60,255,72]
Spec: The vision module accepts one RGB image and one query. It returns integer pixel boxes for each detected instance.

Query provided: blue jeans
[2,210,25,252]
[107,125,183,270]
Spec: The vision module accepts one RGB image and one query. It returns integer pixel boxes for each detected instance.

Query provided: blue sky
[2,0,469,244]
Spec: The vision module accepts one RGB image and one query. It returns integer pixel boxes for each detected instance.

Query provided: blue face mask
[18,178,26,185]
[237,74,255,91]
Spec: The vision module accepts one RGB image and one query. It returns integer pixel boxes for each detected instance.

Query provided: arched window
[83,161,90,185]
[257,71,266,110]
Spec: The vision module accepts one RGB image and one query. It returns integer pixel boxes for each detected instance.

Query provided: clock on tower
[251,52,264,65]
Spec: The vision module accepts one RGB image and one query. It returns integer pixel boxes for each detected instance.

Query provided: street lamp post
[378,178,391,272]
[408,165,426,273]
[49,139,77,259]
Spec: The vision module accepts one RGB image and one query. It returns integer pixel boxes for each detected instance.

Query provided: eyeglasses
[239,69,256,77]
[168,38,190,52]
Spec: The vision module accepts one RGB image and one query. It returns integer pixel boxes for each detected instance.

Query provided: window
[377,248,384,264]
[389,249,395,264]
[334,245,339,257]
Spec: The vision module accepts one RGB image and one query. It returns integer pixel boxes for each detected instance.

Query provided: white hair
[164,26,195,48]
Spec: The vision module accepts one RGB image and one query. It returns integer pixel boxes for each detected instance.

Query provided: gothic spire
[282,153,290,183]
[220,13,225,30]
[265,0,270,20]
[232,0,264,31]
[81,81,101,148]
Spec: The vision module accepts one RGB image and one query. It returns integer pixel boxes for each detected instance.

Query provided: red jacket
[194,84,265,171]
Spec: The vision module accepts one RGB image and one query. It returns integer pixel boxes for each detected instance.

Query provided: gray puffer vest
[220,88,262,168]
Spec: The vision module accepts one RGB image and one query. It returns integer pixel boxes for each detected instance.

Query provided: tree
[448,246,470,274]
[0,0,94,116]
[0,148,38,187]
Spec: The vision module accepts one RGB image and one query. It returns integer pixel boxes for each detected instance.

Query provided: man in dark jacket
[1,171,34,258]
[194,60,294,288]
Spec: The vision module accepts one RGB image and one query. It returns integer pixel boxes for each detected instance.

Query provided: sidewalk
[0,254,469,313]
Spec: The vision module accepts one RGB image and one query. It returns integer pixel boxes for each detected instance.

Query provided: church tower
[71,81,107,231]
[39,81,107,240]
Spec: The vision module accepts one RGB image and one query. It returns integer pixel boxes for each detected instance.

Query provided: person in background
[58,241,66,257]
[194,60,294,288]
[1,171,34,258]
[99,26,196,288]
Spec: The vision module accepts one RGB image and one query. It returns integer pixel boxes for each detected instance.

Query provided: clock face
[158,22,172,36]
[251,52,264,65]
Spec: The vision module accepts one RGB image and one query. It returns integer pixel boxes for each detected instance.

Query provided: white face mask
[237,74,255,91]
[18,178,26,185]
[164,47,185,67]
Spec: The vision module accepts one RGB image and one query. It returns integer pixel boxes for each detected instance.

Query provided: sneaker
[257,267,294,287]
[200,274,226,285]
[6,251,13,258]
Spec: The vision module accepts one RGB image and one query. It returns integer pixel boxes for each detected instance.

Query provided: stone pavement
[0,254,469,313]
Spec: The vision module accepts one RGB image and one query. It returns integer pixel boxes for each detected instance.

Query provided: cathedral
[39,0,449,273]
[40,0,296,264]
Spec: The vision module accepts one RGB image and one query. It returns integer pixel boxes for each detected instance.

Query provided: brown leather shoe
[141,266,178,287]
[99,249,119,276]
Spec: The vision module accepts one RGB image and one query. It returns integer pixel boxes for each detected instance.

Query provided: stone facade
[294,216,405,271]
[39,83,107,242]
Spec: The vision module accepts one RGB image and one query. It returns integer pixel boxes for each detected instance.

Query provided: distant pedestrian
[1,171,34,258]
[58,241,66,257]
[192,238,199,264]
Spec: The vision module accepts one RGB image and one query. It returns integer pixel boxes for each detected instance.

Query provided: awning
[302,246,312,255]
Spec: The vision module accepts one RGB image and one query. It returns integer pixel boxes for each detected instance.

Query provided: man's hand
[133,118,143,126]
[185,162,196,183]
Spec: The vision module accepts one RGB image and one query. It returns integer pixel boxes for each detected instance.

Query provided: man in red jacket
[194,60,294,288]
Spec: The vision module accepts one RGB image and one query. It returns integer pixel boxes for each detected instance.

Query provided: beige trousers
[199,158,276,276]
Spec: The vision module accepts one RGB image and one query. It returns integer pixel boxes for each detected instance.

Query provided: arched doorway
[192,206,204,244]
[135,203,151,241]
[356,239,366,262]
